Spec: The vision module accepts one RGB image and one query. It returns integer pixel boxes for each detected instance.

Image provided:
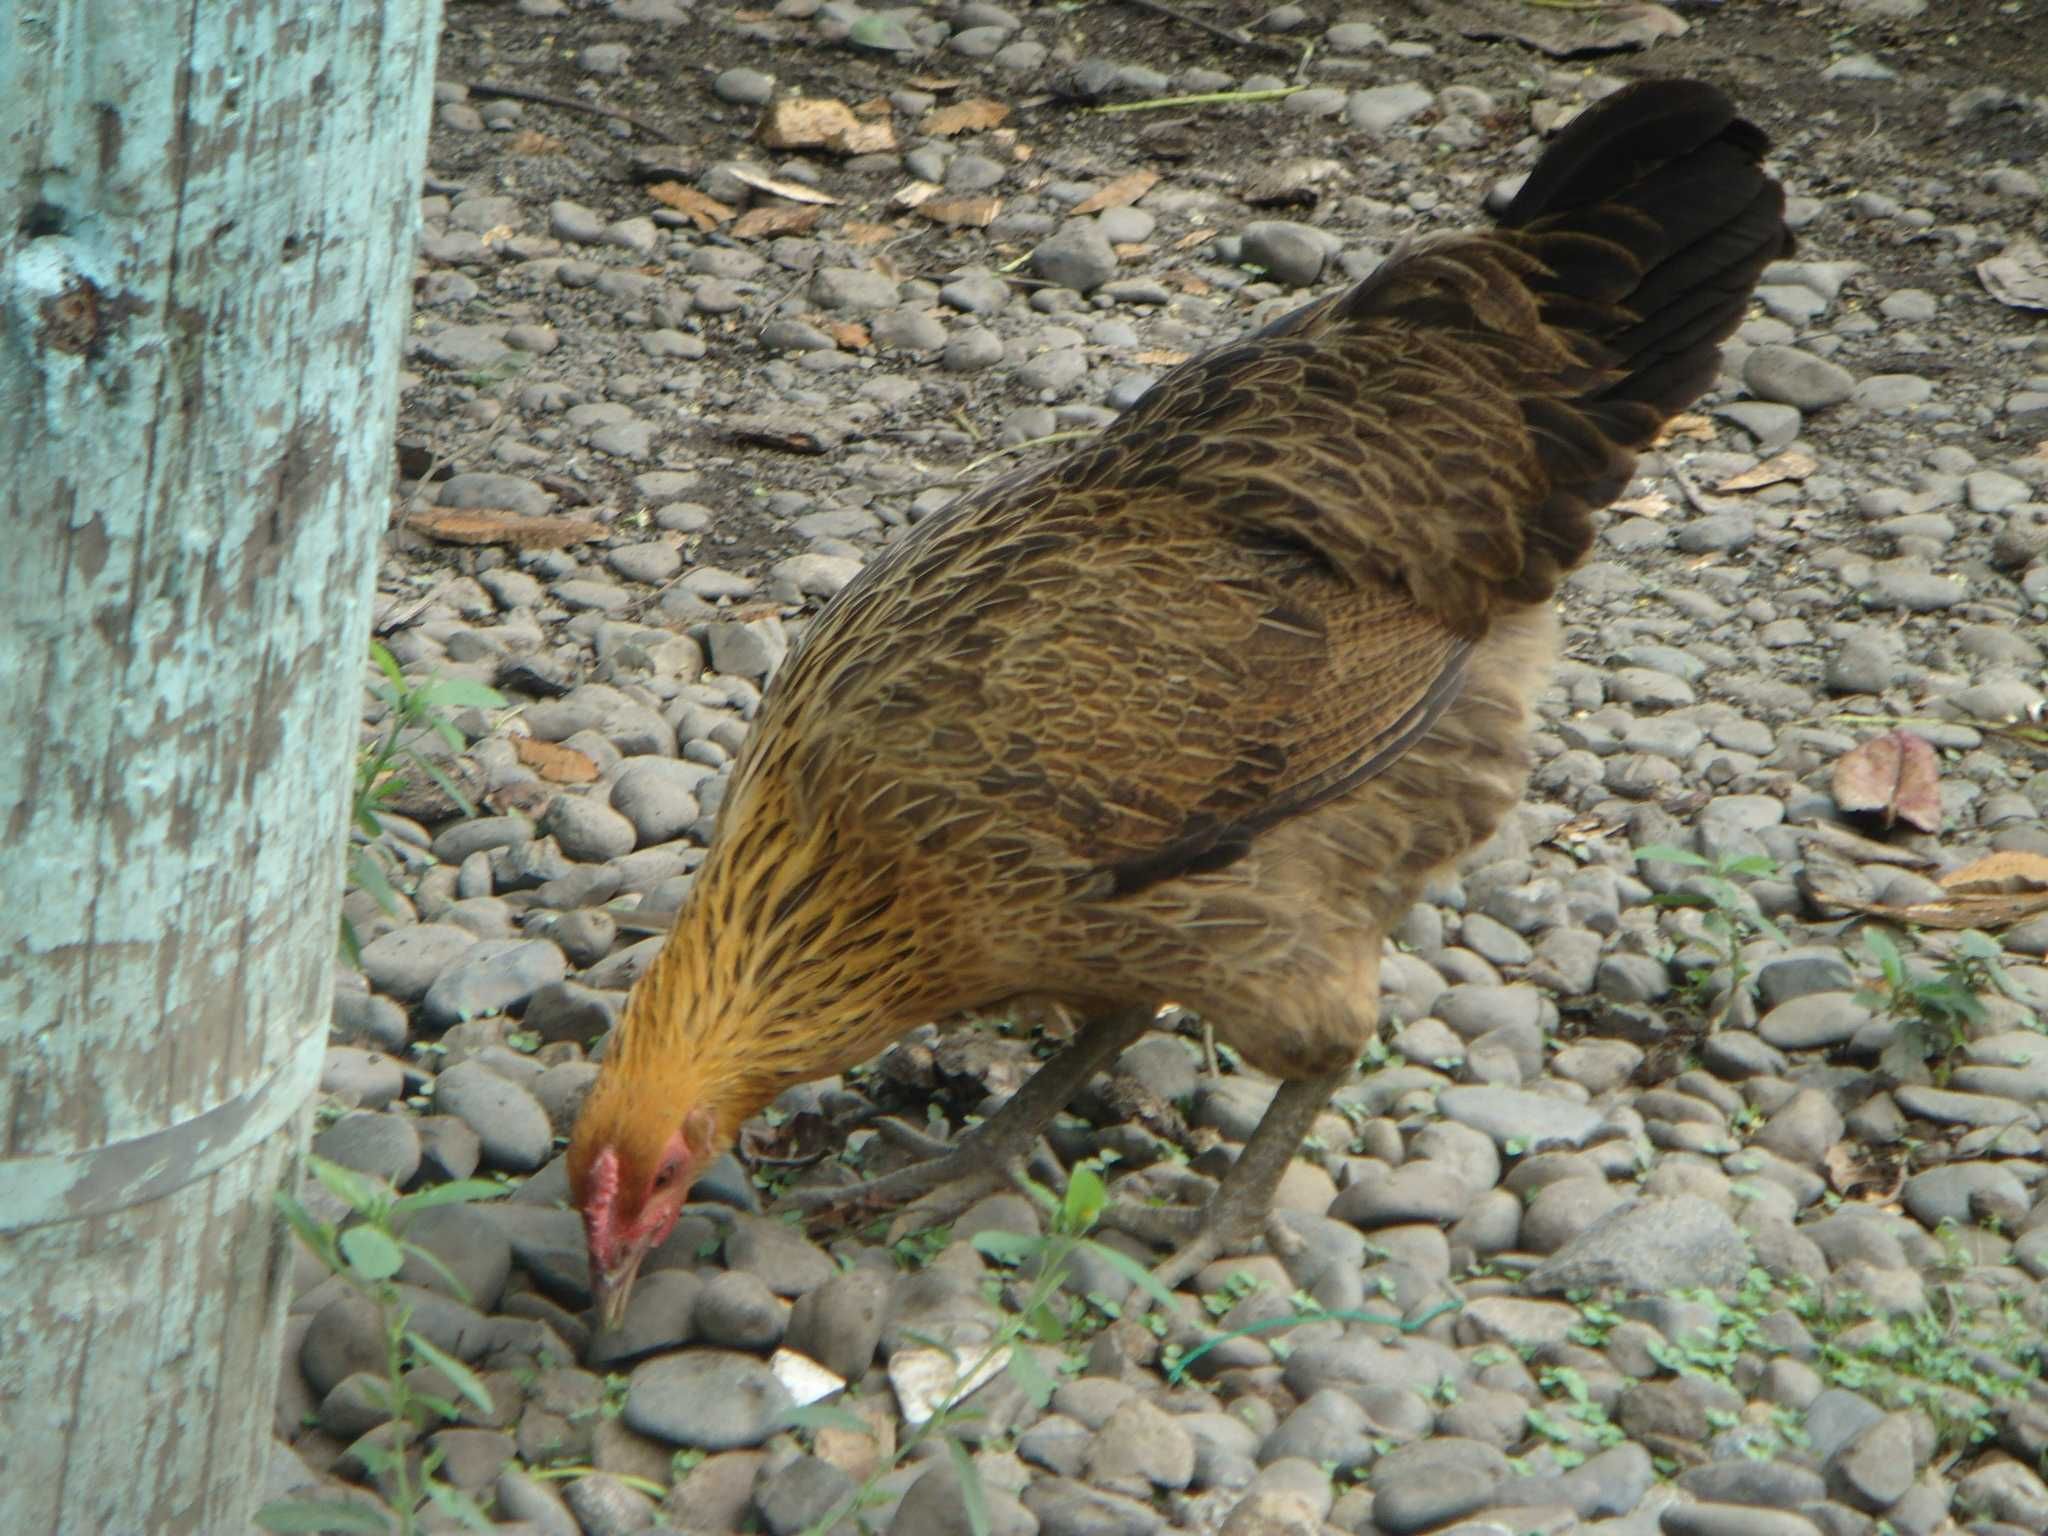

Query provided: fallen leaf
[918,194,1002,228]
[1715,448,1818,492]
[1795,822,1938,869]
[1071,169,1160,216]
[1978,236,2048,312]
[731,204,823,239]
[1831,729,1942,833]
[725,167,842,206]
[1164,268,1213,295]
[841,220,899,245]
[759,97,861,150]
[1172,228,1218,252]
[824,320,871,350]
[889,1345,1010,1428]
[1653,413,1715,445]
[921,97,1011,136]
[649,181,732,230]
[907,76,964,92]
[758,98,897,155]
[770,1347,846,1408]
[1809,885,2048,931]
[854,96,894,118]
[1613,492,1672,519]
[1132,349,1189,366]
[1112,242,1152,260]
[507,129,565,156]
[514,737,600,783]
[834,119,898,155]
[406,509,605,550]
[1939,850,2048,894]
[891,179,942,209]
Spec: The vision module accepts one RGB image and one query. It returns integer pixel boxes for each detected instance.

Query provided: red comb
[583,1146,622,1270]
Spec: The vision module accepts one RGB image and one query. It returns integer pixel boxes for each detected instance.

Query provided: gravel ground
[266,1,2048,1532]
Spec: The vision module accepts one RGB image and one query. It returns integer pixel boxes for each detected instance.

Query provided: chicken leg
[780,1004,1159,1239]
[1103,1066,1350,1294]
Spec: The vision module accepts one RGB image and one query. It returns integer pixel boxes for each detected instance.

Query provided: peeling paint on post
[0,5,443,1531]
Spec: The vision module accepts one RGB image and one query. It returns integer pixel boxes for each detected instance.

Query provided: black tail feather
[1505,79,1792,419]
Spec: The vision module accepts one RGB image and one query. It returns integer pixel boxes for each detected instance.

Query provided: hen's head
[567,1092,720,1330]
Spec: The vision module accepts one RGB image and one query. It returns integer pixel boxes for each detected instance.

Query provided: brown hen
[568,78,1790,1324]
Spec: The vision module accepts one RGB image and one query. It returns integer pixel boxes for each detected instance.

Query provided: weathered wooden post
[0,5,443,1530]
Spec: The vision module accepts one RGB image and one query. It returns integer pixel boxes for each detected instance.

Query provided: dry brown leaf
[507,129,565,156]
[835,119,898,155]
[1112,242,1152,260]
[1831,729,1942,833]
[1716,448,1818,493]
[1071,170,1160,216]
[514,736,600,784]
[1939,850,2048,893]
[1978,235,2048,312]
[759,97,860,150]
[1613,492,1672,519]
[757,98,896,155]
[907,75,964,91]
[649,181,732,230]
[891,179,942,208]
[824,320,871,350]
[1654,413,1715,445]
[406,509,605,550]
[1132,349,1189,366]
[842,220,900,246]
[726,167,842,206]
[853,96,893,118]
[921,98,1011,136]
[1810,885,2048,931]
[1164,268,1212,295]
[731,204,823,240]
[1172,229,1217,252]
[918,194,1002,228]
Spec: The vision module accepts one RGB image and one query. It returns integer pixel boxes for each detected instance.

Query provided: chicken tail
[1499,78,1793,424]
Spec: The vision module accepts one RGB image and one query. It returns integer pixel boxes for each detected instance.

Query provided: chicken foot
[780,1003,1159,1240]
[1103,1067,1350,1297]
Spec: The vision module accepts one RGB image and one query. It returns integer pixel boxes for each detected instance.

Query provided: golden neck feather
[592,778,945,1148]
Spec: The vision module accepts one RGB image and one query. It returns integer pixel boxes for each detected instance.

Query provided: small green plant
[1559,1264,2042,1461]
[345,639,504,962]
[1636,845,1786,1028]
[1856,927,2020,1084]
[787,1164,1182,1536]
[257,1156,508,1535]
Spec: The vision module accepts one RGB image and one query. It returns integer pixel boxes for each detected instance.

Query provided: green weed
[1636,846,1786,1029]
[1856,927,2020,1084]
[257,1156,508,1535]
[344,639,503,962]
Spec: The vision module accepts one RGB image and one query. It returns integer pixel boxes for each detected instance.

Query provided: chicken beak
[593,1245,647,1333]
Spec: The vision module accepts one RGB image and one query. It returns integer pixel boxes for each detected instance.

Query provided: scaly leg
[780,1004,1158,1240]
[1103,1066,1350,1295]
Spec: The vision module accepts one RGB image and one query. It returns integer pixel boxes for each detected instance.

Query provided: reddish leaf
[1070,170,1159,215]
[406,509,605,550]
[920,98,1011,136]
[1831,729,1942,833]
[514,737,599,784]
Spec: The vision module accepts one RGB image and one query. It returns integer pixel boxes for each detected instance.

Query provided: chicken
[568,77,1790,1326]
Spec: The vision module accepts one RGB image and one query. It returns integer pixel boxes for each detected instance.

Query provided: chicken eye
[653,1164,679,1190]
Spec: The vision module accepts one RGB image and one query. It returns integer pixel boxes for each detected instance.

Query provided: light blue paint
[0,1,444,1529]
